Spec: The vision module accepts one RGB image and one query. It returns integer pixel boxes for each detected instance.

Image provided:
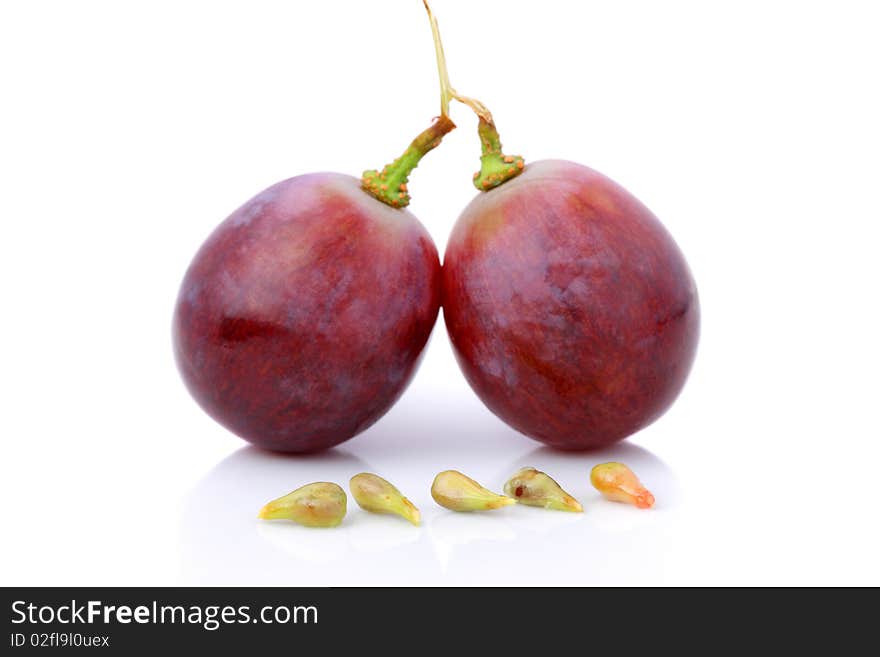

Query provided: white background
[2,0,878,586]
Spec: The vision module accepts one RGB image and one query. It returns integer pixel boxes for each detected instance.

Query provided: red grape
[174,173,441,452]
[442,159,699,450]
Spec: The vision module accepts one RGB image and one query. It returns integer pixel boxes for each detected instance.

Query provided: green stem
[433,17,524,191]
[361,114,455,208]
[472,116,525,191]
[361,1,457,208]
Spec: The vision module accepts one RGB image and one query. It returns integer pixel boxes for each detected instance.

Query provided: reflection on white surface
[180,446,370,584]
[428,510,519,570]
[347,514,422,553]
[180,391,680,585]
[256,522,351,565]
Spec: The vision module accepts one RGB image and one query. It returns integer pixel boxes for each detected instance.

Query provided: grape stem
[361,2,459,208]
[361,114,454,208]
[425,0,453,119]
[423,0,526,191]
[362,1,525,206]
